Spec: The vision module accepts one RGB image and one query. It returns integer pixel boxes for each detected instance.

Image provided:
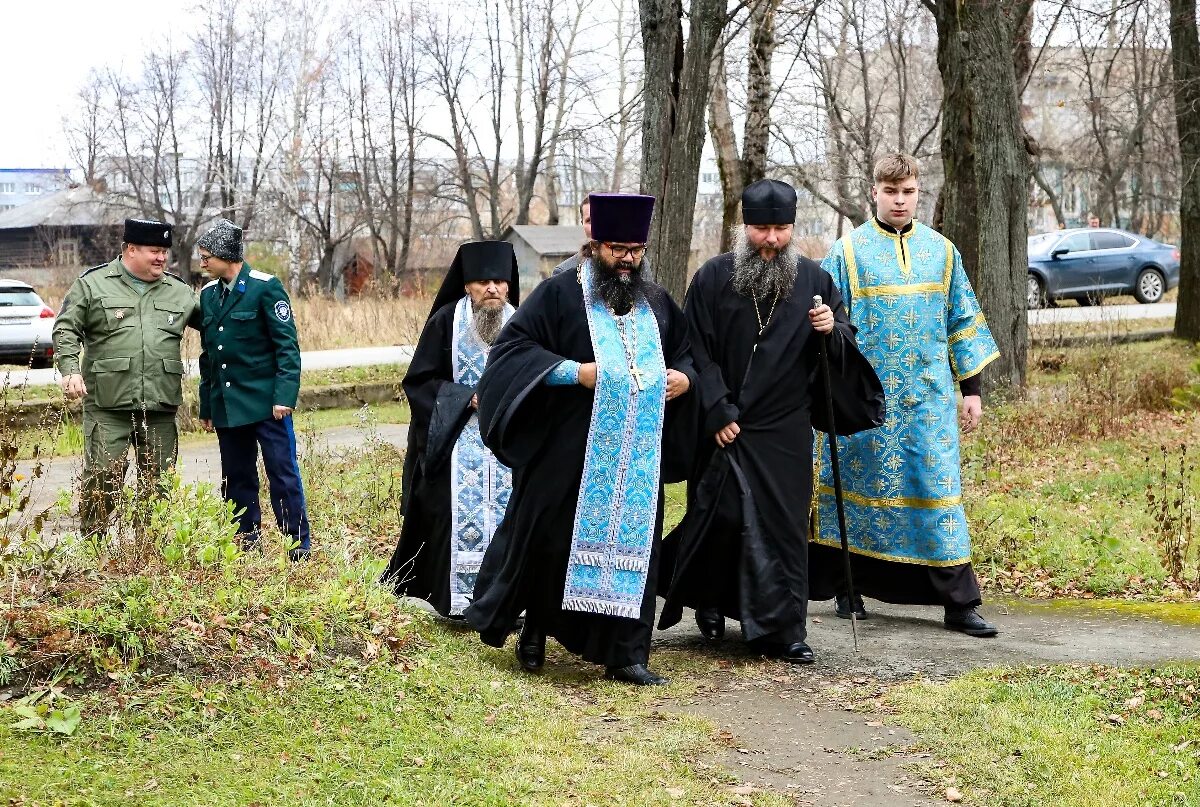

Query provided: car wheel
[1133,267,1165,304]
[1027,273,1048,309]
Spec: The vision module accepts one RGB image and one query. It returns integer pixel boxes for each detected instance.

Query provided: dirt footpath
[658,601,1200,806]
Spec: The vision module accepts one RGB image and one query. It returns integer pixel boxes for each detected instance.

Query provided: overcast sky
[1,0,194,169]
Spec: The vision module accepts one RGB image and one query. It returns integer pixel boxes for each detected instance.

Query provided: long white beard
[730,227,800,301]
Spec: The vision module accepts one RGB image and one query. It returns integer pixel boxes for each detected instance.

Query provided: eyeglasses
[604,243,647,260]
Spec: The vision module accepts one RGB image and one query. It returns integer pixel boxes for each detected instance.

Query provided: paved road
[16,423,410,517]
[1,300,1176,390]
[0,345,416,390]
[1029,300,1175,325]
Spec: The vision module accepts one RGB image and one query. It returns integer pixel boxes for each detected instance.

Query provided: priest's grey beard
[592,253,650,315]
[472,301,506,345]
[731,227,800,301]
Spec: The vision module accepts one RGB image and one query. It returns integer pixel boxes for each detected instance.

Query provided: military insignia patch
[274,300,292,322]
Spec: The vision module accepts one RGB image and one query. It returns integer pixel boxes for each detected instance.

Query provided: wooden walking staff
[812,295,859,652]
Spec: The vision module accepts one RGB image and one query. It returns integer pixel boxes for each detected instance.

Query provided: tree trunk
[934,0,1030,391]
[742,0,778,188]
[1170,0,1200,341]
[639,0,727,301]
[1031,161,1067,229]
[708,49,742,253]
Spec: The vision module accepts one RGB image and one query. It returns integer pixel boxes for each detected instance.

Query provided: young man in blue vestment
[810,153,1001,637]
[466,193,696,686]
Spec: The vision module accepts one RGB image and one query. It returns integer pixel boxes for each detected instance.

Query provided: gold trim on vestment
[942,237,954,294]
[810,537,973,568]
[856,282,945,298]
[948,314,988,346]
[954,350,1000,382]
[842,235,862,300]
[817,485,962,510]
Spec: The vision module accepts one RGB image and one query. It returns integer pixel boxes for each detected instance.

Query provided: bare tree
[772,0,940,230]
[101,48,218,283]
[344,0,425,280]
[708,0,788,252]
[1170,0,1200,341]
[64,70,108,188]
[639,0,729,300]
[930,0,1032,391]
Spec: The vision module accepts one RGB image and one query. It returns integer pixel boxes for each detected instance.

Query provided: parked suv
[1027,227,1180,309]
[0,280,55,368]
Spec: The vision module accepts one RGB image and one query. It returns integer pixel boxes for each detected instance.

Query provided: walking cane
[813,295,858,652]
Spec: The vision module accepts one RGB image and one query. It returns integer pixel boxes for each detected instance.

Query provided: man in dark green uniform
[54,218,200,539]
[195,219,309,560]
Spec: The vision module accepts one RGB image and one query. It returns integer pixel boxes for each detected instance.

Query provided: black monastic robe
[383,302,479,616]
[465,271,696,668]
[658,253,883,643]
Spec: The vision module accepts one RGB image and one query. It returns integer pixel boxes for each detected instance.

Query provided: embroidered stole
[561,260,667,619]
[448,296,514,615]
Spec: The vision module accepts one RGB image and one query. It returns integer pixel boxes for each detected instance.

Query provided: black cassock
[383,302,479,616]
[658,253,883,643]
[464,271,696,668]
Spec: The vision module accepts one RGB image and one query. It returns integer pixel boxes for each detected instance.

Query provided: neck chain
[752,294,780,337]
[615,314,646,393]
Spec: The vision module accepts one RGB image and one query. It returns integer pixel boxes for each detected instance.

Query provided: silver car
[0,280,55,368]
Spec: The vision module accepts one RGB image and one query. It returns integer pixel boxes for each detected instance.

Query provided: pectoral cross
[630,364,645,392]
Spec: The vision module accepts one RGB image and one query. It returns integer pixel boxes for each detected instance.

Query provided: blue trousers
[216,416,311,551]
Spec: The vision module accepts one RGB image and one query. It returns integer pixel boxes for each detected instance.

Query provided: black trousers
[216,416,310,551]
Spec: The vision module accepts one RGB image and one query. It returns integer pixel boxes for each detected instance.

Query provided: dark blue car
[1026,227,1180,308]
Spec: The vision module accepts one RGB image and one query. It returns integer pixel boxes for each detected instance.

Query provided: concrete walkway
[0,345,415,390]
[1029,301,1175,325]
[657,600,1200,807]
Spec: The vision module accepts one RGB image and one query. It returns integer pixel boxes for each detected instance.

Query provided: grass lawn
[4,339,1200,806]
[964,339,1200,599]
[0,437,781,806]
[888,665,1200,807]
[0,625,781,807]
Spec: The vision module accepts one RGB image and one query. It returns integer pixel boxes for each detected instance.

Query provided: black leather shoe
[753,640,816,664]
[835,594,869,620]
[515,624,546,672]
[288,547,310,562]
[778,642,815,664]
[605,664,668,686]
[944,607,999,637]
[695,607,725,640]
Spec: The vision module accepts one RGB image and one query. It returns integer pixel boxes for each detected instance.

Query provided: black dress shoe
[605,663,668,686]
[515,624,546,672]
[694,607,725,640]
[753,640,816,664]
[835,594,869,620]
[288,547,311,562]
[944,607,999,637]
[778,642,815,664]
